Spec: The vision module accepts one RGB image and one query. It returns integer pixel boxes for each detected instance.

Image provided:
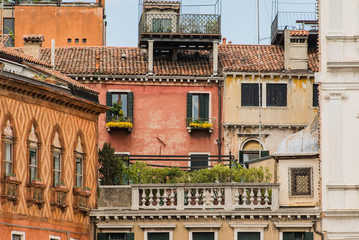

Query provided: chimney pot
[23,35,44,59]
[228,41,232,45]
[222,38,227,45]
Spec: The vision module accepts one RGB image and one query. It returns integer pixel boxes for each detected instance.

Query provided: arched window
[74,131,86,188]
[51,125,64,187]
[2,114,17,177]
[239,139,269,164]
[27,120,41,182]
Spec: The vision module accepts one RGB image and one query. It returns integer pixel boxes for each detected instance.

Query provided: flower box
[106,121,133,132]
[31,178,42,185]
[55,183,66,189]
[6,174,16,181]
[73,186,83,194]
[83,187,91,195]
[187,121,213,133]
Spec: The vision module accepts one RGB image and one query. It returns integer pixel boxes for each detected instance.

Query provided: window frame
[4,138,13,176]
[289,167,313,197]
[106,90,134,123]
[229,223,268,240]
[53,149,62,187]
[187,91,211,123]
[266,83,287,107]
[188,230,218,240]
[29,146,38,181]
[189,152,210,171]
[75,153,84,188]
[11,231,25,240]
[241,83,262,107]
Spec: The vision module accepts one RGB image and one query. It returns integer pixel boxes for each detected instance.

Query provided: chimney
[95,54,100,73]
[228,41,232,45]
[284,29,309,71]
[222,38,227,45]
[23,35,44,59]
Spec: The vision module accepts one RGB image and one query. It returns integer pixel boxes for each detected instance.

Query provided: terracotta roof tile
[290,30,309,36]
[15,45,318,76]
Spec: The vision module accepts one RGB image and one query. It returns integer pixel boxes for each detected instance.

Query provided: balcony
[0,177,21,204]
[139,13,221,49]
[10,0,102,6]
[73,187,91,215]
[106,116,133,132]
[186,118,213,133]
[98,183,279,211]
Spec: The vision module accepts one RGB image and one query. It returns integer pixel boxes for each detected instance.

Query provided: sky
[105,0,316,47]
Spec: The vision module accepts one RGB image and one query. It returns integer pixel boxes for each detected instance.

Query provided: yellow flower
[106,121,133,129]
[189,122,213,128]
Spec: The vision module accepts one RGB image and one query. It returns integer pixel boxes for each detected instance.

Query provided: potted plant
[55,182,66,189]
[83,187,91,195]
[31,178,42,185]
[6,173,16,181]
[73,186,83,194]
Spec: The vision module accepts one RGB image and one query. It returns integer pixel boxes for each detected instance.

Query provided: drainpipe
[313,220,324,240]
[218,81,222,163]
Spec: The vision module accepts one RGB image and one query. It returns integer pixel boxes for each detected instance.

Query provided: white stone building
[318,0,359,239]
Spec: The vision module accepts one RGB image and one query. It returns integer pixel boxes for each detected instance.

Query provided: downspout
[218,81,222,163]
[313,220,324,240]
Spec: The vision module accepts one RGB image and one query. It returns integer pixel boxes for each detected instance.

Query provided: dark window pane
[109,233,126,240]
[191,155,208,170]
[241,83,261,106]
[193,232,214,240]
[313,84,318,107]
[3,18,14,47]
[67,38,72,43]
[238,232,260,240]
[267,84,287,107]
[192,95,200,120]
[148,232,169,240]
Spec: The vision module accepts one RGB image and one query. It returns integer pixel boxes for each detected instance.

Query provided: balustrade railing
[140,13,220,35]
[130,183,279,211]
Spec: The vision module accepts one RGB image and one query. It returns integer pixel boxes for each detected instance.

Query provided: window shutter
[193,232,214,240]
[304,232,313,240]
[283,232,296,240]
[238,232,260,240]
[260,151,269,157]
[106,92,112,120]
[97,233,107,240]
[127,92,134,119]
[199,94,209,120]
[187,93,192,122]
[239,150,244,165]
[126,233,134,240]
[148,232,169,240]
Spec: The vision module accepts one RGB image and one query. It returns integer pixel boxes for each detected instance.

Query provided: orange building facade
[0,44,107,239]
[0,0,105,47]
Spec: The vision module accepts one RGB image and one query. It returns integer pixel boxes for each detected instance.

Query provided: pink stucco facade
[86,81,222,167]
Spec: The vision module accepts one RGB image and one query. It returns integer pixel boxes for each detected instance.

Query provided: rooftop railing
[6,0,101,6]
[99,183,279,211]
[139,13,221,35]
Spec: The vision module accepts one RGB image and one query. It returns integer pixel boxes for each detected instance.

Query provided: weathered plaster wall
[87,82,222,167]
[14,6,104,47]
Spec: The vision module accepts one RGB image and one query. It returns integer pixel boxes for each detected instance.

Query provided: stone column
[148,40,154,75]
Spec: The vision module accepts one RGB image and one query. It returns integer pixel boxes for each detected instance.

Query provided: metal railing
[10,0,101,6]
[139,13,220,35]
[128,183,279,211]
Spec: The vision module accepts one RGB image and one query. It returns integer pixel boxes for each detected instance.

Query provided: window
[4,140,13,176]
[75,155,83,187]
[97,233,134,240]
[106,92,134,122]
[148,232,169,240]
[238,232,260,240]
[29,148,37,180]
[75,38,79,43]
[82,38,87,43]
[4,18,14,47]
[312,84,318,107]
[53,151,61,186]
[266,83,287,107]
[187,93,209,122]
[289,167,313,197]
[11,231,25,240]
[153,19,172,33]
[241,83,261,106]
[50,235,61,240]
[192,232,214,240]
[190,154,209,171]
[67,38,72,43]
[239,140,268,165]
[283,232,313,240]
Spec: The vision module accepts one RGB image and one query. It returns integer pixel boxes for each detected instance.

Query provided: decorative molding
[324,92,347,100]
[229,223,268,228]
[97,224,134,229]
[140,224,176,229]
[184,223,222,229]
[274,223,313,228]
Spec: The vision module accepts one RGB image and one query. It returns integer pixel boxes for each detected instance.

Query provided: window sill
[26,183,46,208]
[187,126,213,133]
[0,178,21,204]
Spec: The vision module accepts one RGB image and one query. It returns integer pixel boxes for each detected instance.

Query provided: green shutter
[187,93,192,122]
[283,232,296,240]
[239,150,244,165]
[127,92,134,120]
[199,94,209,120]
[106,92,112,120]
[97,233,107,240]
[304,232,313,240]
[238,232,260,240]
[148,232,169,240]
[260,150,269,157]
[193,232,214,240]
[126,233,134,240]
